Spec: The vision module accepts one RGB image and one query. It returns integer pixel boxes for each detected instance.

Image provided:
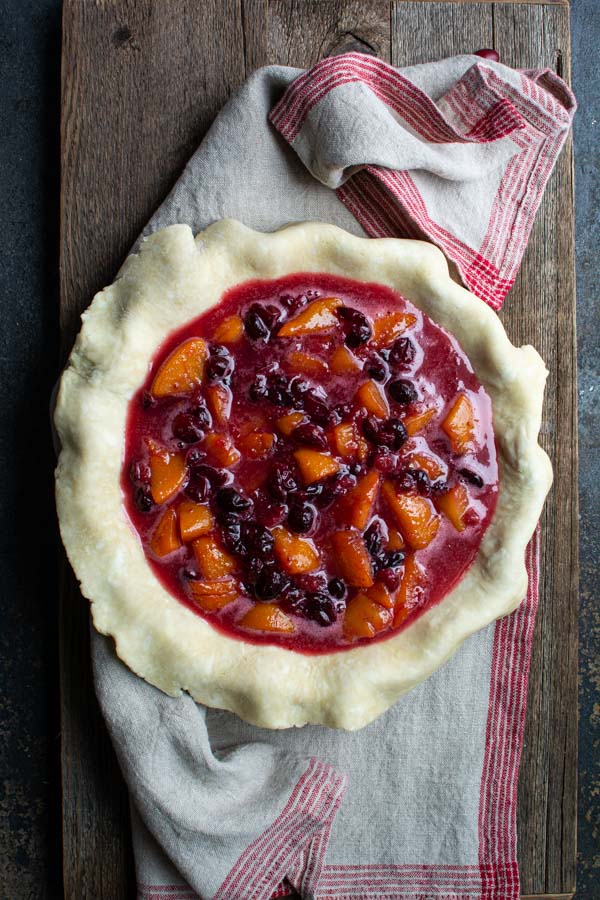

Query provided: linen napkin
[90,53,575,900]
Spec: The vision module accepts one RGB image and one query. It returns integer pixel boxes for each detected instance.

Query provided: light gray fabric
[91,58,538,899]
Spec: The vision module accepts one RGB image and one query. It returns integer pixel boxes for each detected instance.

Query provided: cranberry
[253,566,289,601]
[244,304,272,341]
[185,475,210,503]
[172,413,205,444]
[302,481,324,498]
[336,306,373,348]
[242,522,275,557]
[463,508,480,527]
[388,379,418,405]
[459,468,484,488]
[186,447,206,468]
[280,292,308,312]
[296,571,328,592]
[370,446,396,474]
[267,372,293,407]
[303,389,331,426]
[373,418,407,451]
[141,391,156,409]
[190,400,212,430]
[288,501,316,534]
[206,350,234,382]
[394,468,431,496]
[134,486,153,513]
[216,487,253,516]
[382,549,405,569]
[194,464,231,487]
[366,354,388,383]
[348,462,363,477]
[364,519,385,557]
[474,48,499,62]
[290,376,311,406]
[221,520,245,554]
[249,373,269,402]
[253,495,288,527]
[292,423,328,450]
[346,324,372,349]
[378,568,400,592]
[333,403,351,421]
[316,472,356,509]
[362,416,381,444]
[328,578,347,600]
[299,592,338,626]
[389,337,416,369]
[268,462,300,501]
[129,460,151,484]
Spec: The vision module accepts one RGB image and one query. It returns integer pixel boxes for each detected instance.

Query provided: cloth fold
[90,54,574,899]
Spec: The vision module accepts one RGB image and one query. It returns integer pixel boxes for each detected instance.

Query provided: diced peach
[273,526,320,574]
[294,449,341,485]
[239,603,295,634]
[203,433,241,467]
[151,338,208,398]
[330,345,360,375]
[189,578,239,611]
[206,384,232,426]
[149,508,182,557]
[330,530,374,588]
[149,449,187,504]
[355,381,389,419]
[404,407,436,436]
[285,350,328,377]
[367,581,395,610]
[442,393,475,455]
[192,536,236,579]
[337,470,380,530]
[408,453,445,480]
[331,422,358,459]
[213,315,243,344]
[436,483,469,532]
[372,312,417,349]
[277,411,306,437]
[238,432,275,459]
[394,555,424,627]
[178,501,214,542]
[343,592,392,640]
[382,481,440,550]
[277,296,342,337]
[387,528,405,551]
[356,435,370,462]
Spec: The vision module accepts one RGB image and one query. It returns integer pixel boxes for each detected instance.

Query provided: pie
[54,220,552,730]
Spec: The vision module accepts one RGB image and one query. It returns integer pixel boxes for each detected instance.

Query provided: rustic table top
[58,1,577,897]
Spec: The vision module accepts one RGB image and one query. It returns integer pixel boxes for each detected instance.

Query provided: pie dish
[54,219,552,730]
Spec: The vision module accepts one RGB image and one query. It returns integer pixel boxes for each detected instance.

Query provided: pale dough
[54,220,552,730]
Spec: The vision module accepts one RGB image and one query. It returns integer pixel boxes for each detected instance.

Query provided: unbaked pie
[55,220,551,729]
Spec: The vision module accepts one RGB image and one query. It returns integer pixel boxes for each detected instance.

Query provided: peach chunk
[277,296,342,337]
[277,411,306,437]
[337,470,381,530]
[387,528,405,551]
[238,432,275,459]
[343,592,392,640]
[294,449,341,485]
[331,422,359,459]
[355,381,389,419]
[394,555,424,627]
[442,393,475,455]
[372,312,417,349]
[192,536,237,579]
[408,452,445,481]
[436,483,469,532]
[206,384,233,426]
[178,501,214,542]
[203,433,241,467]
[404,407,436,436]
[330,345,360,375]
[189,578,239,611]
[273,527,320,574]
[285,351,328,377]
[331,530,374,588]
[213,315,243,344]
[151,338,208,398]
[382,481,440,550]
[150,508,182,557]
[367,581,395,610]
[149,449,187,504]
[239,603,295,634]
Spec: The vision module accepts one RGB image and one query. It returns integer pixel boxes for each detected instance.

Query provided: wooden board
[60,2,577,897]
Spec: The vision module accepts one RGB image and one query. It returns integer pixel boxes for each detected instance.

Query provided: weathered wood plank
[60,2,246,896]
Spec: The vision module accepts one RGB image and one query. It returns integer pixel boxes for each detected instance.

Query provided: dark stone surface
[0,0,596,896]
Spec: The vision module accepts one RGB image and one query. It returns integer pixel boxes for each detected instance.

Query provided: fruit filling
[124,274,498,653]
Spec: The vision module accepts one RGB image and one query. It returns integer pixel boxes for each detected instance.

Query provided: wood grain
[60,1,577,897]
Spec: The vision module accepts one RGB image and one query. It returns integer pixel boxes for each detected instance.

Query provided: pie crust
[54,220,552,730]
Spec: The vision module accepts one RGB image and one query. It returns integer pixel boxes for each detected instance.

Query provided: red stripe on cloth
[214,757,347,900]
